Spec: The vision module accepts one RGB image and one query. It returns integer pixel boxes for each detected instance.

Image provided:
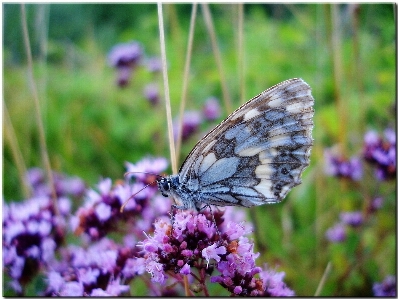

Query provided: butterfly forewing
[155,78,314,210]
[171,78,314,209]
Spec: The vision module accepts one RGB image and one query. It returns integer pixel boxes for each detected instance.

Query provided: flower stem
[314,261,332,296]
[183,275,191,296]
[200,267,210,296]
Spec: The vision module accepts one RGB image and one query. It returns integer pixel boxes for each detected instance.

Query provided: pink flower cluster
[71,157,170,241]
[140,209,295,296]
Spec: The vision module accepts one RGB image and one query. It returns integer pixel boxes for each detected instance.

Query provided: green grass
[3,3,396,296]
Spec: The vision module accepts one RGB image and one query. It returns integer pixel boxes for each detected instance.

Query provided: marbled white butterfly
[157,78,314,211]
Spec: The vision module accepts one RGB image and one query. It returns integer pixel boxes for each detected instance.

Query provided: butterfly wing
[178,78,314,207]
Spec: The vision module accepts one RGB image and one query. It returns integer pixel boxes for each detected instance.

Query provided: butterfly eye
[161,179,170,191]
[163,182,170,191]
[157,178,171,197]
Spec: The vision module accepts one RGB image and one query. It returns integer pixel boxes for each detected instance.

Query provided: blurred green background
[3,3,396,296]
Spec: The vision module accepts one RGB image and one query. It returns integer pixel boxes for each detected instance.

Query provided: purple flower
[115,66,133,87]
[373,148,391,165]
[146,57,162,73]
[25,167,45,187]
[95,202,112,222]
[78,268,100,285]
[5,159,303,296]
[146,260,166,284]
[3,193,68,293]
[173,111,203,141]
[125,157,168,183]
[212,237,293,296]
[179,263,191,275]
[59,281,84,296]
[324,149,363,181]
[234,285,243,294]
[9,255,24,279]
[373,275,396,296]
[139,210,223,285]
[58,197,72,215]
[108,41,143,87]
[24,168,86,199]
[108,41,142,68]
[370,197,384,212]
[47,271,64,293]
[340,211,363,227]
[56,177,86,197]
[202,243,226,266]
[202,97,221,121]
[3,162,169,295]
[122,258,146,278]
[222,207,247,227]
[363,129,396,180]
[41,238,56,263]
[224,220,252,240]
[98,178,112,195]
[140,208,293,296]
[44,238,136,296]
[364,130,379,146]
[103,277,130,296]
[144,83,160,105]
[4,221,25,243]
[384,128,396,144]
[347,157,363,181]
[72,158,170,241]
[113,183,137,210]
[97,250,118,273]
[90,288,110,296]
[325,223,346,242]
[259,266,295,296]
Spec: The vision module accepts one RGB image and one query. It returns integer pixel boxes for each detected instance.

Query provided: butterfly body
[157,78,314,211]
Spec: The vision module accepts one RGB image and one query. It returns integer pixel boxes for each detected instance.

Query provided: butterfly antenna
[124,171,163,178]
[120,181,157,213]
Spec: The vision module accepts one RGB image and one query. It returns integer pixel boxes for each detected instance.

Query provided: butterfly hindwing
[176,78,314,208]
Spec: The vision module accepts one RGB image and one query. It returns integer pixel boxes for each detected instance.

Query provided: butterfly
[156,78,314,211]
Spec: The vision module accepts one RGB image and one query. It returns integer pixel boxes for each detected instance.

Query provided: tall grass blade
[314,261,332,296]
[201,4,233,114]
[237,3,245,104]
[331,4,347,154]
[20,4,58,214]
[175,4,198,166]
[157,3,177,174]
[3,101,31,198]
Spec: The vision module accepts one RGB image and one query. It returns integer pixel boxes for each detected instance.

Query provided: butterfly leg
[169,205,176,227]
[172,203,187,210]
[169,203,188,234]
